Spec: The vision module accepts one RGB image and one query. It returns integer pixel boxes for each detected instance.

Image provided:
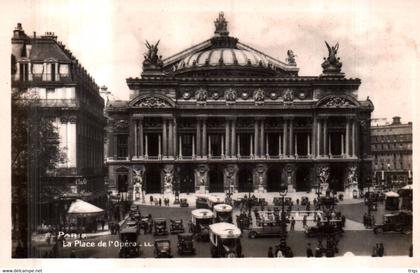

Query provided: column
[352,119,356,157]
[316,119,321,157]
[283,120,287,156]
[179,135,182,159]
[108,130,114,159]
[278,134,282,158]
[328,134,332,157]
[225,120,230,157]
[162,119,167,157]
[129,118,135,158]
[158,134,162,158]
[231,119,236,157]
[192,135,195,158]
[221,135,224,157]
[202,119,207,157]
[173,119,177,158]
[307,134,311,156]
[168,119,173,157]
[341,134,344,155]
[134,120,138,158]
[196,120,201,157]
[265,135,269,158]
[289,119,293,156]
[113,134,118,158]
[294,135,298,157]
[208,136,212,157]
[254,120,259,157]
[323,119,327,157]
[345,118,350,157]
[250,135,253,158]
[138,118,144,158]
[145,134,148,158]
[260,120,265,157]
[237,135,240,157]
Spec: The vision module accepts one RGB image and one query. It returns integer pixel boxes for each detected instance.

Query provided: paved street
[38,202,412,258]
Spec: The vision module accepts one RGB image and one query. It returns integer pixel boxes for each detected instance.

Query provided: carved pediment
[317,95,359,108]
[131,95,174,108]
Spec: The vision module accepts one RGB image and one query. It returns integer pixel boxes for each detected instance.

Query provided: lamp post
[247,177,253,217]
[279,189,288,241]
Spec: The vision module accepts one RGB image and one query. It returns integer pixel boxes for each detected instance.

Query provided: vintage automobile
[177,233,196,256]
[180,198,189,207]
[153,218,169,236]
[207,195,225,209]
[248,222,283,239]
[213,204,233,223]
[139,216,150,230]
[189,209,214,241]
[384,192,400,211]
[236,213,250,230]
[304,219,343,238]
[195,194,210,209]
[125,218,139,234]
[209,222,243,258]
[118,226,141,258]
[170,219,185,234]
[373,211,413,234]
[154,239,173,258]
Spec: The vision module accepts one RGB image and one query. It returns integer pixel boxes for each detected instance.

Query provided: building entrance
[295,164,312,192]
[238,168,253,192]
[329,163,345,191]
[266,167,282,192]
[209,167,224,192]
[178,165,195,193]
[145,165,161,193]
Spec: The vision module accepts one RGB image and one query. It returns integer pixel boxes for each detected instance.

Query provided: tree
[12,89,65,257]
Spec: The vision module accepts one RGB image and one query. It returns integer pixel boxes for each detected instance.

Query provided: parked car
[189,209,214,241]
[153,218,168,236]
[177,233,196,256]
[170,219,185,234]
[305,220,343,238]
[213,204,233,223]
[195,194,210,209]
[119,226,141,258]
[373,211,412,234]
[154,239,173,258]
[209,223,243,258]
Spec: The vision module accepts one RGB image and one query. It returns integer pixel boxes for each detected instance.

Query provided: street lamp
[279,189,288,240]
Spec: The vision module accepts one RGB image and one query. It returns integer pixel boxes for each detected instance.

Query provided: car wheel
[248,231,257,239]
[374,227,382,234]
[226,252,236,258]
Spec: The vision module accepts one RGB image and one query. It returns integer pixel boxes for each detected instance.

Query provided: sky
[3,0,419,122]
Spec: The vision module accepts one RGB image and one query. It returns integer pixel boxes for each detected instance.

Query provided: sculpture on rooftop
[214,12,229,36]
[144,40,163,67]
[286,50,296,65]
[321,41,343,73]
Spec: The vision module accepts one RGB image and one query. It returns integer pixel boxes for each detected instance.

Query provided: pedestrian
[314,246,322,257]
[267,246,274,257]
[378,243,384,257]
[306,243,314,257]
[409,244,413,257]
[302,215,307,228]
[70,250,76,258]
[363,213,368,227]
[341,215,346,227]
[150,195,153,204]
[290,217,295,231]
[159,198,162,206]
[296,198,300,206]
[371,246,378,257]
[101,219,105,231]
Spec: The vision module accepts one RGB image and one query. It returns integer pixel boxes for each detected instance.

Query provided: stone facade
[106,13,373,196]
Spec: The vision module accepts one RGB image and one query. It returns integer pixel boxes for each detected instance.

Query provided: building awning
[401,185,413,190]
[67,199,104,217]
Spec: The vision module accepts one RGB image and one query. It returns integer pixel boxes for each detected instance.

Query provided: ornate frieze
[253,88,265,105]
[133,96,173,108]
[195,88,208,104]
[113,119,129,130]
[321,97,356,108]
[224,88,237,104]
[283,89,294,102]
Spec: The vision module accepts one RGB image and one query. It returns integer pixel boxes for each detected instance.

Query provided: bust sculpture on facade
[253,89,265,105]
[286,50,296,65]
[195,88,208,104]
[225,88,237,103]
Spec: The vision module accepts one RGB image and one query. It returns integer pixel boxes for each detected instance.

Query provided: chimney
[13,23,25,38]
[391,116,401,125]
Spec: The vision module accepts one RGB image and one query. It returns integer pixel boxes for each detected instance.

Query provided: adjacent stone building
[11,23,106,224]
[371,116,413,188]
[105,13,373,199]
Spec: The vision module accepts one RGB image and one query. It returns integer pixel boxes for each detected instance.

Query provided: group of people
[305,237,339,257]
[148,195,171,207]
[371,243,385,257]
[363,212,375,228]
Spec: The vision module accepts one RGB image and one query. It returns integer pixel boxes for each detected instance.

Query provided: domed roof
[175,47,275,70]
[161,12,299,77]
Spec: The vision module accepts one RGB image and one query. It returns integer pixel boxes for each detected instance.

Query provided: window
[181,134,193,156]
[59,64,69,76]
[116,134,128,158]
